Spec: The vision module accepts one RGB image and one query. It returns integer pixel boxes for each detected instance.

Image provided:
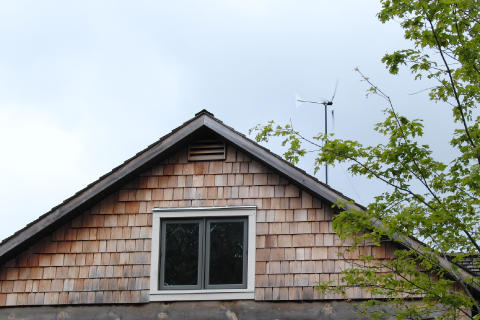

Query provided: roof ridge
[195,109,215,117]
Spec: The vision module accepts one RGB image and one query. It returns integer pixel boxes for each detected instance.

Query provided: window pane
[164,222,199,286]
[208,221,244,285]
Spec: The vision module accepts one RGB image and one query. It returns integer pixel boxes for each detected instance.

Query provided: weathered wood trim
[0,116,206,260]
[0,110,477,296]
[203,116,363,212]
[201,116,480,291]
[1,300,442,320]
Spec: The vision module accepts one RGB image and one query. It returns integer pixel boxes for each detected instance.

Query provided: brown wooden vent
[188,140,226,161]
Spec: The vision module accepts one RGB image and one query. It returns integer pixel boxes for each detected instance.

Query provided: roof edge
[202,116,363,212]
[0,114,207,260]
[0,110,478,290]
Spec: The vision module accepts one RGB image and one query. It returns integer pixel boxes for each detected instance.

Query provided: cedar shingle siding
[0,143,395,306]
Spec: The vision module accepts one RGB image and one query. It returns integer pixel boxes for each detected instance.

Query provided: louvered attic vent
[188,139,226,161]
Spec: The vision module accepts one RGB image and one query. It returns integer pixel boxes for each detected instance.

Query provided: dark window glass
[160,217,247,290]
[164,222,199,286]
[208,221,244,285]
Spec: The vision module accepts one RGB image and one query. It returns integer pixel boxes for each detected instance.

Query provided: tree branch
[427,17,480,165]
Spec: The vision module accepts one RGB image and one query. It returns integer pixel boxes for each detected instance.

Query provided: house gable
[0,139,397,306]
[0,110,355,264]
[0,110,475,308]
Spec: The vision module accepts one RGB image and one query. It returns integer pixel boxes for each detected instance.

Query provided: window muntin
[159,217,248,290]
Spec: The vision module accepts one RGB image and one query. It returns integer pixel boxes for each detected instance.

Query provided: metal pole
[324,104,328,185]
[297,96,333,185]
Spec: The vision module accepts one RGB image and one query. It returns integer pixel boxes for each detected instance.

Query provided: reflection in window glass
[208,221,244,285]
[164,223,199,286]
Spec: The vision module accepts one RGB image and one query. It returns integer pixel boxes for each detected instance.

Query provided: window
[160,217,247,290]
[150,207,256,301]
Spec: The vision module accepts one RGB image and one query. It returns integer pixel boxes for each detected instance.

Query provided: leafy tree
[251,0,480,318]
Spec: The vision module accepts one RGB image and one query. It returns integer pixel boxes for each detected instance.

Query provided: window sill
[150,289,255,301]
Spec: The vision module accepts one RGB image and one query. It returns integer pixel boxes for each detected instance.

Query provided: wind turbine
[296,82,338,185]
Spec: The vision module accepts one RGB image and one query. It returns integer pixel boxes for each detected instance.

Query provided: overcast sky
[0,1,455,241]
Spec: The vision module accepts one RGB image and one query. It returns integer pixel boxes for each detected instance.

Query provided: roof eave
[0,111,477,291]
[0,115,207,260]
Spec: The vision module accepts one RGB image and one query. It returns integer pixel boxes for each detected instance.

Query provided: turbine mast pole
[296,81,337,186]
[324,103,328,185]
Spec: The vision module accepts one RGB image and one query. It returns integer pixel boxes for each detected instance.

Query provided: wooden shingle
[0,136,401,307]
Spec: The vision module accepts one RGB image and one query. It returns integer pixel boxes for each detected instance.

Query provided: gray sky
[0,1,455,240]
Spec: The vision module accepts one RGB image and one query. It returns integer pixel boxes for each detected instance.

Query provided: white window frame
[150,206,256,301]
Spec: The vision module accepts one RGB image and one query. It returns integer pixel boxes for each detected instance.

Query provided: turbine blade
[330,80,339,102]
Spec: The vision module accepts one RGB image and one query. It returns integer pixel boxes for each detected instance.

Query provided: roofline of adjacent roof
[0,110,477,290]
